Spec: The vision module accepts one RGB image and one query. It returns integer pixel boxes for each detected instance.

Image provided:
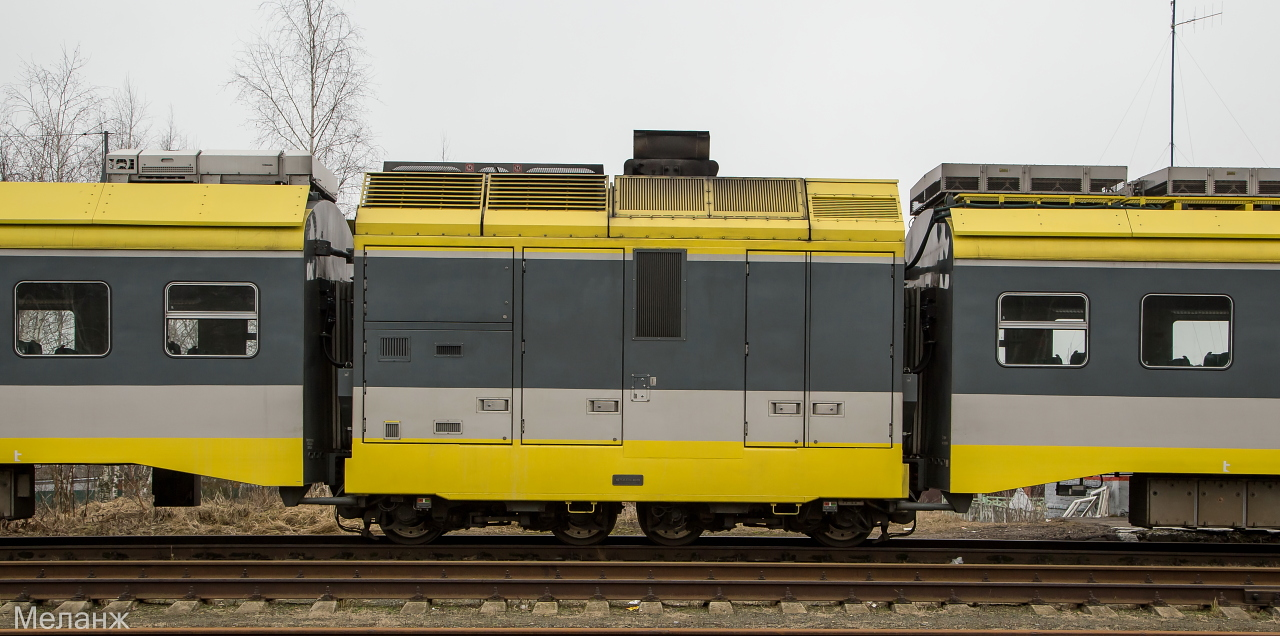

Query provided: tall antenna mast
[1170,1,1222,167]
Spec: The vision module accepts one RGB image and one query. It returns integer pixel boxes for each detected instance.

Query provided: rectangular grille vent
[944,177,979,191]
[1090,179,1124,193]
[711,178,804,217]
[360,172,483,209]
[1259,181,1280,195]
[1030,178,1082,193]
[384,421,400,439]
[986,177,1020,192]
[809,195,900,219]
[434,421,462,435]
[378,336,410,361]
[140,165,196,174]
[485,173,607,210]
[617,176,706,214]
[1213,180,1248,195]
[635,251,683,338]
[1171,180,1207,195]
[435,344,463,357]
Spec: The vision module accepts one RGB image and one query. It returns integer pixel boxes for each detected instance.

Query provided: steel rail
[1,535,1277,566]
[2,560,1278,607]
[33,630,1280,636]
[31,630,1280,636]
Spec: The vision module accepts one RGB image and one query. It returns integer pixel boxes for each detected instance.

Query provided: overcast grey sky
[2,1,1274,190]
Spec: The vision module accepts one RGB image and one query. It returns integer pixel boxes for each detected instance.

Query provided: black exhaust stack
[623,130,719,177]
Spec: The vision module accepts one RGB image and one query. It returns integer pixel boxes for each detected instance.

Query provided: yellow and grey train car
[0,150,353,517]
[904,163,1280,528]
[340,131,912,546]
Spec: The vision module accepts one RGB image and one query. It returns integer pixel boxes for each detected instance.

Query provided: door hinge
[521,340,526,353]
[745,342,749,355]
[522,259,526,273]
[744,421,749,436]
[745,262,750,275]
[362,341,367,354]
[520,419,525,433]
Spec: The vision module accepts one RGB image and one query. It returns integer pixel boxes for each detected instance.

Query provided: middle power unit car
[338,131,914,545]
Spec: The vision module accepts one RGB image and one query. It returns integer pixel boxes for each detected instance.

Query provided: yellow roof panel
[0,182,102,224]
[95,183,308,227]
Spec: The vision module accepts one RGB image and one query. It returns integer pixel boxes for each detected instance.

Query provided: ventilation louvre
[434,421,462,435]
[384,421,400,439]
[1259,181,1280,195]
[360,172,484,209]
[1171,180,1207,195]
[1213,180,1248,195]
[435,344,463,357]
[809,195,900,219]
[944,176,979,191]
[1090,179,1123,193]
[378,336,410,361]
[635,251,683,338]
[711,178,804,217]
[986,177,1020,192]
[1030,178,1082,193]
[616,176,705,215]
[485,173,608,211]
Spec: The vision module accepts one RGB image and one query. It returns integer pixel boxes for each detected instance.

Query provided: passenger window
[997,293,1087,367]
[15,282,110,356]
[165,283,259,357]
[634,250,683,338]
[1141,294,1231,369]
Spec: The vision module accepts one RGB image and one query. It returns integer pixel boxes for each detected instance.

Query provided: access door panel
[806,254,894,447]
[363,247,514,323]
[521,249,624,444]
[745,252,807,447]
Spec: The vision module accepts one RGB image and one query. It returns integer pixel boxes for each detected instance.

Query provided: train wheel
[551,507,617,546]
[806,509,871,548]
[637,503,704,547]
[381,504,445,545]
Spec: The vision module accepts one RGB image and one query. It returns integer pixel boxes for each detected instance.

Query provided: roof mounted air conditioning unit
[105,149,338,201]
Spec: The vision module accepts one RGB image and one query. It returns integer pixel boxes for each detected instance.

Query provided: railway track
[2,559,1278,606]
[1,534,1278,567]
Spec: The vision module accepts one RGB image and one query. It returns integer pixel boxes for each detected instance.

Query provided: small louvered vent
[1257,181,1280,195]
[384,421,400,439]
[711,178,804,217]
[485,173,607,210]
[1090,179,1124,193]
[1213,180,1247,195]
[360,172,484,208]
[809,195,900,219]
[1144,182,1168,197]
[944,177,979,191]
[434,421,462,435]
[616,176,706,214]
[1030,178,1082,193]
[435,344,463,357]
[378,336,410,361]
[1171,180,1207,195]
[141,165,196,174]
[986,177,1020,192]
[635,251,683,338]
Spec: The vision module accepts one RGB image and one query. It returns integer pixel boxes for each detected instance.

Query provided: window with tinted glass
[1141,294,1231,369]
[997,293,1088,367]
[15,282,110,356]
[165,283,258,357]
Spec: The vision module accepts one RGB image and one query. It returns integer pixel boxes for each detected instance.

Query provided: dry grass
[0,487,343,537]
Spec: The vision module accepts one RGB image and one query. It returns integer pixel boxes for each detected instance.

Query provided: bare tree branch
[0,47,104,183]
[229,0,379,216]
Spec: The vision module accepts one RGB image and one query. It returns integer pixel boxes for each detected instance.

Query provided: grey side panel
[364,250,514,324]
[624,257,746,445]
[363,386,512,443]
[952,262,1280,398]
[745,254,805,445]
[807,258,894,445]
[0,385,303,438]
[0,254,303,386]
[953,393,1280,449]
[521,251,623,444]
[365,329,512,389]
